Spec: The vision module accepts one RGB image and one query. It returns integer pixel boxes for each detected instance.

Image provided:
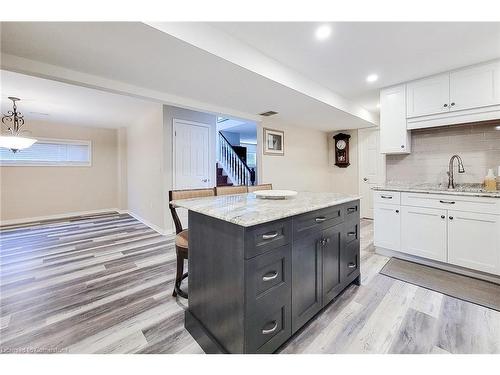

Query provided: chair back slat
[248,184,273,193]
[215,185,248,196]
[169,188,215,234]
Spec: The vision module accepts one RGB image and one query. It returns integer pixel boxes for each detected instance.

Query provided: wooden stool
[169,188,215,298]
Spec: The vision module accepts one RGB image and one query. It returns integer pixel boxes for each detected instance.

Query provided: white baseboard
[0,208,122,227]
[125,210,170,236]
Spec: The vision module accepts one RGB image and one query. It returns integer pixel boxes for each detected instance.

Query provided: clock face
[336,140,347,150]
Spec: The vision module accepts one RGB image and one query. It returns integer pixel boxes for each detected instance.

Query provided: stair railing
[218,132,255,186]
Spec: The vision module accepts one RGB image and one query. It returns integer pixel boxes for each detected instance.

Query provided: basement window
[0,138,92,167]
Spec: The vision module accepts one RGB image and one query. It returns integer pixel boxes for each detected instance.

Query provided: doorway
[358,128,386,219]
[173,119,212,190]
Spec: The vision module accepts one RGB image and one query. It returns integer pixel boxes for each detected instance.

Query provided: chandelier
[1,97,37,153]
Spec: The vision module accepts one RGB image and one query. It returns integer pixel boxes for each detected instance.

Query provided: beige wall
[328,129,360,195]
[260,120,333,192]
[126,104,165,232]
[0,120,119,222]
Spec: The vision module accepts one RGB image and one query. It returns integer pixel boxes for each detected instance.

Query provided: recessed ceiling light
[495,125,500,130]
[315,25,332,41]
[366,74,379,83]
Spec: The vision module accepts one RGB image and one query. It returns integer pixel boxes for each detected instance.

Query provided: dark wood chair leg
[173,246,188,299]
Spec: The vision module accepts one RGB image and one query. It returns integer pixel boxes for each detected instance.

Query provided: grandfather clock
[333,133,350,168]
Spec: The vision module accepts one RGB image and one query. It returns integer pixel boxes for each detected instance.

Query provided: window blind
[0,139,91,166]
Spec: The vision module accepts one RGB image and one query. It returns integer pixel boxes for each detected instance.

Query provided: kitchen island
[172,192,361,354]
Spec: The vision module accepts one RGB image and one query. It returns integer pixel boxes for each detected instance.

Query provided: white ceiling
[0,22,376,131]
[1,22,499,130]
[1,70,158,128]
[209,22,500,112]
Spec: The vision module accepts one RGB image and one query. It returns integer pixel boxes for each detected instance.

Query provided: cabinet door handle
[262,271,278,281]
[439,200,455,204]
[348,263,356,269]
[347,232,356,236]
[381,195,393,199]
[262,321,278,335]
[262,231,278,240]
[315,216,327,223]
[347,207,357,212]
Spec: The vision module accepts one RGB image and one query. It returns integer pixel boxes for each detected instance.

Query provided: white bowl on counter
[253,190,298,200]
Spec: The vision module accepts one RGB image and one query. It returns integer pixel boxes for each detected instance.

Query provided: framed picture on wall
[263,128,284,156]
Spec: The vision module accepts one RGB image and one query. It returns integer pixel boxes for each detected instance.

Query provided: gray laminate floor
[1,213,499,354]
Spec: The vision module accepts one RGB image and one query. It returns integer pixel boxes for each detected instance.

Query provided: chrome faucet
[447,154,465,189]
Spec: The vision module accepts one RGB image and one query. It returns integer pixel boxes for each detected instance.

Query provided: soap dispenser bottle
[484,169,497,192]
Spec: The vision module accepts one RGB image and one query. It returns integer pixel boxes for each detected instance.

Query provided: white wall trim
[0,208,122,227]
[126,210,170,236]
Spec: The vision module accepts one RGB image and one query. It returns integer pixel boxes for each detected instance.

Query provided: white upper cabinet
[406,73,450,118]
[449,60,500,111]
[379,85,411,154]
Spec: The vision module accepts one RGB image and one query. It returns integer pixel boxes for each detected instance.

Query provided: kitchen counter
[172,191,360,227]
[372,183,500,198]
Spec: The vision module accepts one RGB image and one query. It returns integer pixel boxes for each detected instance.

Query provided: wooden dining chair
[215,185,248,196]
[169,187,215,298]
[247,183,273,193]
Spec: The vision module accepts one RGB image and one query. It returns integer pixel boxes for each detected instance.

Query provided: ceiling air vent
[259,111,278,117]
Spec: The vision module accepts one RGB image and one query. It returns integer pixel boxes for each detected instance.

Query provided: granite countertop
[372,183,500,198]
[172,191,360,227]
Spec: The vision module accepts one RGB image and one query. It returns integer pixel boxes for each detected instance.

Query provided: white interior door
[173,119,211,190]
[358,128,385,219]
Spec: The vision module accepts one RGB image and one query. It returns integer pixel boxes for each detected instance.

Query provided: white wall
[126,104,165,232]
[0,119,120,223]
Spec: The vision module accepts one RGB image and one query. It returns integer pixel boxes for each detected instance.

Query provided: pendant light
[1,97,37,153]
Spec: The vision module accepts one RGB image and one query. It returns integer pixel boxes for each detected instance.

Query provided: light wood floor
[1,213,499,354]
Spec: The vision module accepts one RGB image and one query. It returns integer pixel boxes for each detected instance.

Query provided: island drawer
[343,201,360,222]
[245,244,291,305]
[345,221,359,244]
[245,302,291,353]
[374,190,401,205]
[340,240,359,281]
[293,206,343,237]
[245,219,292,259]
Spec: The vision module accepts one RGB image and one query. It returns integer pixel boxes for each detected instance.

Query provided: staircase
[217,132,256,187]
[216,162,233,187]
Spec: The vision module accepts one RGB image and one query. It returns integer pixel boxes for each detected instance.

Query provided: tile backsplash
[386,123,500,185]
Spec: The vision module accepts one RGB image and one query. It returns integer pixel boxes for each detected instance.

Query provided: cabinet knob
[401,145,405,148]
[441,215,445,219]
[450,102,455,107]
[444,103,448,107]
[449,216,454,220]
[395,210,399,213]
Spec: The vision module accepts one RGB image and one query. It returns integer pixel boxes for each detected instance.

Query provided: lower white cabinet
[448,211,500,275]
[401,206,447,262]
[373,190,500,276]
[374,203,400,251]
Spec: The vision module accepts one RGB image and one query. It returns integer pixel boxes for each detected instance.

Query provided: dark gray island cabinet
[173,192,361,354]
